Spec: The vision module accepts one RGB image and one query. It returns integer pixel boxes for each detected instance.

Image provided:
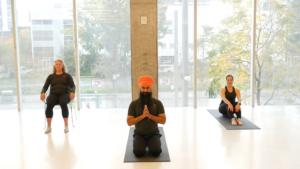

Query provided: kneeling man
[127,76,167,157]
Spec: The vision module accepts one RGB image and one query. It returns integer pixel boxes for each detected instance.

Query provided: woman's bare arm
[235,88,242,104]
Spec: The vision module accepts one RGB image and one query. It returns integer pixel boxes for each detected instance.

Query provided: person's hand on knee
[228,103,233,112]
[235,104,240,112]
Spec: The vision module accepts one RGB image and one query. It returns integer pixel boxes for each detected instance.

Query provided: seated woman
[219,75,243,126]
[40,59,76,134]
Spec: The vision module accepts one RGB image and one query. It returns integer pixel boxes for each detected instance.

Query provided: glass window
[43,20,52,25]
[170,43,174,49]
[63,19,73,25]
[33,47,43,53]
[165,20,172,25]
[255,0,300,105]
[17,0,76,110]
[63,25,73,30]
[54,3,62,9]
[34,53,44,58]
[44,47,54,52]
[64,40,72,46]
[77,0,132,109]
[197,0,251,107]
[158,0,195,107]
[32,30,43,35]
[32,20,43,25]
[64,36,73,41]
[0,0,17,110]
[44,53,54,58]
[160,43,166,49]
[42,36,53,41]
[32,36,42,41]
[32,30,53,41]
[43,30,53,35]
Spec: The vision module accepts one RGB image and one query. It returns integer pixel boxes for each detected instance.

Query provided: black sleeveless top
[220,86,236,105]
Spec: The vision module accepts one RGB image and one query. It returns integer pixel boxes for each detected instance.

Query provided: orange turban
[138,76,154,89]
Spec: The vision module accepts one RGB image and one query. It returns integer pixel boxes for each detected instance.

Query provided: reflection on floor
[0,106,299,169]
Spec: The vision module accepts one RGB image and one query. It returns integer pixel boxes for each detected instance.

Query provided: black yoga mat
[207,109,260,130]
[124,127,170,163]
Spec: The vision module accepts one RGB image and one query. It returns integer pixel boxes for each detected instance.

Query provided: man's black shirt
[128,98,165,136]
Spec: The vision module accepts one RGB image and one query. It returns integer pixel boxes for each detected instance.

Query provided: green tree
[158,0,169,47]
[76,0,129,77]
[0,36,16,75]
[198,0,300,105]
[0,29,34,77]
[197,25,214,98]
[73,0,168,93]
[76,0,131,93]
[57,46,76,76]
[19,29,33,68]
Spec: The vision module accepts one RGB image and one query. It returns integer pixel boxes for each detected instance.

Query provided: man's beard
[139,91,153,108]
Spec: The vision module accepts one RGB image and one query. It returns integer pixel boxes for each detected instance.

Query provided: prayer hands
[143,105,150,118]
[235,104,240,112]
[40,93,45,102]
[70,92,75,100]
[228,103,234,112]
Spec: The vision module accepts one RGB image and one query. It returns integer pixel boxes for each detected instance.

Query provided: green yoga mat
[124,127,170,163]
[207,109,260,130]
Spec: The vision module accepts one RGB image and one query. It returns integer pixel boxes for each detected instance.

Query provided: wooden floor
[0,106,299,169]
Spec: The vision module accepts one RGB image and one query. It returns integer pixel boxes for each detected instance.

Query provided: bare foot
[237,118,243,126]
[231,118,237,126]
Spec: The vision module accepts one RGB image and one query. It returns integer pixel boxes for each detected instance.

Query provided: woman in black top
[40,59,76,134]
[219,75,243,126]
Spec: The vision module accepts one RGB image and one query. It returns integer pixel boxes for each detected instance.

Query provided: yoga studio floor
[0,106,299,169]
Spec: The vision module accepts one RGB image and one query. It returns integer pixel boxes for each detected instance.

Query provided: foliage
[58,46,76,76]
[198,0,300,105]
[75,0,131,79]
[19,29,33,68]
[158,0,169,47]
[0,39,14,73]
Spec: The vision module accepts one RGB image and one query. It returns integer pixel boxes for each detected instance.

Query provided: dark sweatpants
[219,102,241,119]
[45,93,70,118]
[133,134,162,157]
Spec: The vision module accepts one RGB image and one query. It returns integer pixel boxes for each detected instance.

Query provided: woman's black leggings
[218,102,241,119]
[45,93,70,118]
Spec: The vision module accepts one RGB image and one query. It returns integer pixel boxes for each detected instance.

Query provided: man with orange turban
[127,76,167,157]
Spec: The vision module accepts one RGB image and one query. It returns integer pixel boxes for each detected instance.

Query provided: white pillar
[250,0,257,107]
[194,0,197,108]
[73,0,81,110]
[11,0,22,111]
